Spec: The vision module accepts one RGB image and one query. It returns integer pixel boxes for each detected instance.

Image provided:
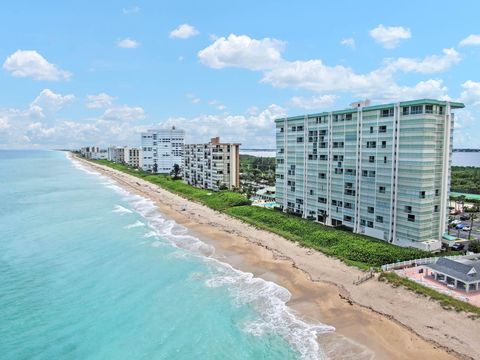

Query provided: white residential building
[184,137,240,191]
[80,146,108,160]
[141,127,185,173]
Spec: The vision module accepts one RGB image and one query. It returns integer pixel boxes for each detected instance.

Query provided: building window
[405,206,412,213]
[344,202,352,209]
[309,189,314,195]
[367,221,374,228]
[280,127,284,132]
[370,126,374,134]
[367,206,374,214]
[411,105,423,115]
[366,141,376,148]
[381,108,394,117]
[419,191,426,199]
[381,141,387,148]
[439,106,444,115]
[292,126,296,131]
[408,214,416,222]
[383,156,387,164]
[360,219,366,226]
[376,216,383,223]
[434,205,439,212]
[425,105,433,114]
[297,126,304,131]
[402,106,409,115]
[319,172,326,179]
[379,186,386,194]
[435,189,440,196]
[343,215,353,222]
[318,197,327,204]
[369,156,375,163]
[296,137,304,143]
[346,114,352,120]
[379,125,387,133]
[362,170,368,177]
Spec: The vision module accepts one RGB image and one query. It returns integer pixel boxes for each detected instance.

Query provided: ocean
[0,150,332,360]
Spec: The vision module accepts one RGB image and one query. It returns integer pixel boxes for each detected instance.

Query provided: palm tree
[468,206,478,240]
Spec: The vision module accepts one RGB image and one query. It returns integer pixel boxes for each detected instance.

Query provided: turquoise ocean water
[0,151,333,360]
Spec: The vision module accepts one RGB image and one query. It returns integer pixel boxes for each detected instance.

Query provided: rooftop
[427,257,480,283]
[275,99,465,122]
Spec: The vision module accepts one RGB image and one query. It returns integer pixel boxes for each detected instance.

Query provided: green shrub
[226,206,429,268]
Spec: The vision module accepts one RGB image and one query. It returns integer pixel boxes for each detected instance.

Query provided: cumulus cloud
[289,95,337,109]
[3,50,72,81]
[101,105,146,121]
[117,38,140,48]
[162,104,286,148]
[169,24,199,39]
[209,100,226,110]
[31,89,75,113]
[384,48,461,74]
[460,80,480,106]
[198,34,285,70]
[186,93,200,104]
[86,93,116,109]
[340,38,355,49]
[459,34,480,47]
[369,25,411,49]
[0,116,10,130]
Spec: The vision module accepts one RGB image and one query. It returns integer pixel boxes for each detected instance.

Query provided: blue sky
[1,0,480,149]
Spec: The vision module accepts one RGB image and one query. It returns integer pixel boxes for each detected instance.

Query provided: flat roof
[275,99,465,122]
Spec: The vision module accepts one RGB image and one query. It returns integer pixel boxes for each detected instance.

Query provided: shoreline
[76,156,479,360]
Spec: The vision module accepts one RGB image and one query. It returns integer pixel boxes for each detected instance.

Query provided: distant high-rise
[184,137,240,190]
[141,127,185,173]
[275,99,465,251]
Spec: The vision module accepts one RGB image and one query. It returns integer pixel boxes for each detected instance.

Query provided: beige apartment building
[183,137,240,191]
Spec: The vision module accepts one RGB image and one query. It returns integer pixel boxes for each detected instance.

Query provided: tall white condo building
[141,127,185,173]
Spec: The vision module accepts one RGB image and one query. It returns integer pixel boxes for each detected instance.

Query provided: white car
[451,220,461,225]
[462,226,471,231]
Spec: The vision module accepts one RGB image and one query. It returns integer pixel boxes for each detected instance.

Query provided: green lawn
[90,158,432,269]
[379,272,480,317]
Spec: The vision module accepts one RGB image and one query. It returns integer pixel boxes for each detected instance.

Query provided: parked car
[451,243,465,251]
[460,215,470,221]
[451,220,461,225]
[462,226,471,231]
[455,224,465,230]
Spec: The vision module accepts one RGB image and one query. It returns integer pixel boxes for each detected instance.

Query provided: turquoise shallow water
[0,151,331,360]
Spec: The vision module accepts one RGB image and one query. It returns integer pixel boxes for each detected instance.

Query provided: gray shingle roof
[427,258,480,283]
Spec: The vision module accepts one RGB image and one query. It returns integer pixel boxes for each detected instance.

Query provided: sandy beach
[77,156,480,360]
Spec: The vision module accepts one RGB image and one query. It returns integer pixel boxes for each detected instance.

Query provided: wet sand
[77,156,479,359]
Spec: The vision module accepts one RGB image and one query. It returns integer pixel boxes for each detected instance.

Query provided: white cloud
[459,34,480,47]
[122,6,140,14]
[289,95,337,109]
[117,38,140,49]
[384,48,461,74]
[377,79,449,103]
[3,50,72,81]
[340,38,355,49]
[101,105,146,121]
[369,25,411,49]
[0,116,10,130]
[198,34,285,70]
[460,80,480,106]
[86,93,116,109]
[169,24,199,39]
[31,89,74,113]
[162,104,286,148]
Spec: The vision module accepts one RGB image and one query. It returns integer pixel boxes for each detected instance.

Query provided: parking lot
[448,212,480,246]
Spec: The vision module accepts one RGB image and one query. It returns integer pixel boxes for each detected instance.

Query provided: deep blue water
[0,150,331,360]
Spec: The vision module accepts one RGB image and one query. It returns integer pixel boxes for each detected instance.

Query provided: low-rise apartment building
[275,99,465,251]
[141,127,184,173]
[184,137,240,190]
[108,146,142,168]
